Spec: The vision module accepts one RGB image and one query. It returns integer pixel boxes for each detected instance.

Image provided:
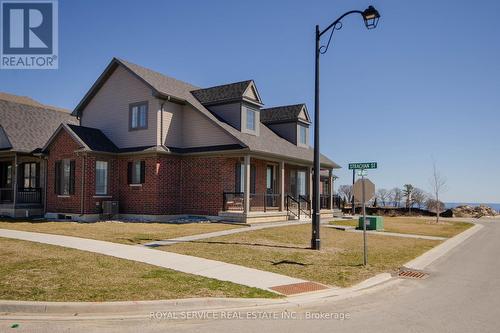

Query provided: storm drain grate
[398,269,429,280]
[270,282,329,295]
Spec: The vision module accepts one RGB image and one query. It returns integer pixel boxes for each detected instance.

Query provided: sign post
[361,171,367,265]
[349,162,377,266]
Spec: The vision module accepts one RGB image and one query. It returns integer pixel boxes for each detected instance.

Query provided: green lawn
[161,224,440,288]
[331,217,473,238]
[0,237,277,301]
[0,220,241,245]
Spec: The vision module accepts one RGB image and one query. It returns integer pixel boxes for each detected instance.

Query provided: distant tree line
[336,161,447,223]
[336,184,445,214]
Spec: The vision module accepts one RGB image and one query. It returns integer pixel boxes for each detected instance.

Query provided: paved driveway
[1,219,498,333]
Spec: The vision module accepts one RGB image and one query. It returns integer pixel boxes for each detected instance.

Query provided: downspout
[160,100,165,148]
[159,96,172,149]
[42,155,48,217]
[80,154,86,217]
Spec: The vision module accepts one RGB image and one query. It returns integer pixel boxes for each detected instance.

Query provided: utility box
[102,201,119,216]
[358,216,384,231]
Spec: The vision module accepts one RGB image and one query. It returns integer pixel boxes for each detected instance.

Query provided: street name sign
[348,162,377,170]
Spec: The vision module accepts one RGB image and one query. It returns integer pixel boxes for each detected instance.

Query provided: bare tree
[429,161,448,223]
[412,188,428,209]
[376,188,390,207]
[338,185,353,203]
[390,187,403,207]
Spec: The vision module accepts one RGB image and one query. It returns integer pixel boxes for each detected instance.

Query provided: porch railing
[319,194,343,210]
[222,192,282,212]
[0,188,13,203]
[298,195,311,218]
[286,195,311,219]
[249,193,281,212]
[222,192,245,212]
[17,188,42,204]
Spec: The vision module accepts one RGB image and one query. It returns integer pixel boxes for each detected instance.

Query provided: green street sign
[348,162,378,170]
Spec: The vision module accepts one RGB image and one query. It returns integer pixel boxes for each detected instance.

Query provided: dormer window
[299,124,307,145]
[246,107,256,131]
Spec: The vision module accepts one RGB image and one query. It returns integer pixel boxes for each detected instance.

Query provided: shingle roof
[67,124,119,153]
[261,104,310,124]
[191,80,253,105]
[0,93,78,153]
[74,58,340,168]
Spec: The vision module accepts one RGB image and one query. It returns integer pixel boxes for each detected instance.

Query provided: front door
[266,165,276,206]
[0,162,13,202]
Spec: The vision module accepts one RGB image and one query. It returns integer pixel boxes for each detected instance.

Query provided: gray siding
[0,126,11,149]
[181,105,238,147]
[159,100,183,147]
[208,102,241,130]
[267,122,297,145]
[80,66,158,148]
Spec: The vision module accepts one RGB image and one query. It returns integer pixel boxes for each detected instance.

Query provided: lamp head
[362,5,380,29]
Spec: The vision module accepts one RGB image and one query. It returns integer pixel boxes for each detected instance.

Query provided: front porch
[219,155,339,223]
[0,154,45,218]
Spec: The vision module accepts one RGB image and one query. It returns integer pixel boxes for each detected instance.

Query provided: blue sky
[1,0,499,202]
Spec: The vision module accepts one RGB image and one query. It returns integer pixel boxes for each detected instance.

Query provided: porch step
[332,209,343,218]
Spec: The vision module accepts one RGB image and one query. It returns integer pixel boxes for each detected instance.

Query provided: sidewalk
[0,229,305,292]
[143,220,310,247]
[325,225,447,240]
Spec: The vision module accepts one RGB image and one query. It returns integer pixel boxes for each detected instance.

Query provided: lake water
[445,202,500,212]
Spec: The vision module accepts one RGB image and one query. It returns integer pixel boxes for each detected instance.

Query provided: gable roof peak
[260,103,310,124]
[191,79,262,106]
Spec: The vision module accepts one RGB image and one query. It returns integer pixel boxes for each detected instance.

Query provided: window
[246,107,256,131]
[95,161,109,195]
[22,162,38,188]
[55,160,75,195]
[129,102,148,130]
[127,160,145,185]
[235,163,255,193]
[299,124,307,145]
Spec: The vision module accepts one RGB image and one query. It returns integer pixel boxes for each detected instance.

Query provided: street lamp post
[311,6,380,250]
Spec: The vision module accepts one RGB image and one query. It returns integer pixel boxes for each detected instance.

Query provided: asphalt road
[2,219,499,333]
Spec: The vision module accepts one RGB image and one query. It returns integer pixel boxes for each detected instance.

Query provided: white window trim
[297,123,309,147]
[241,105,259,135]
[95,160,109,195]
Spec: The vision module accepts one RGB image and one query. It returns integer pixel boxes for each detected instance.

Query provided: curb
[0,274,393,319]
[404,223,483,270]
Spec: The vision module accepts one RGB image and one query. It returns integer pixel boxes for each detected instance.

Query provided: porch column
[308,166,313,202]
[329,169,334,210]
[12,154,18,207]
[243,155,251,213]
[279,161,285,211]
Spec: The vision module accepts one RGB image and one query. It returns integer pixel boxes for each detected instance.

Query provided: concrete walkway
[0,229,306,292]
[143,220,310,247]
[326,224,447,240]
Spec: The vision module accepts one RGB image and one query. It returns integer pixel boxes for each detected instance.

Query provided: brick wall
[117,155,182,215]
[46,129,83,213]
[46,130,307,218]
[180,156,238,215]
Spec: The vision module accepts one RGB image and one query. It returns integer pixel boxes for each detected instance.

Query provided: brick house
[0,93,78,218]
[9,58,341,223]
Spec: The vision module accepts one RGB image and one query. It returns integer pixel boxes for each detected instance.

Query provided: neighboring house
[6,58,341,223]
[0,93,78,218]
